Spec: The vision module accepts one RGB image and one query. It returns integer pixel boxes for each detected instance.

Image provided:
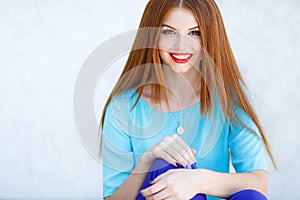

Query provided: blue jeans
[137,159,267,200]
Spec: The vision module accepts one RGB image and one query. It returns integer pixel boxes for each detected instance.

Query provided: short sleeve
[229,108,267,173]
[102,102,134,198]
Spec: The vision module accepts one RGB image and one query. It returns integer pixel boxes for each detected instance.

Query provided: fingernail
[191,163,196,169]
[176,163,182,168]
[186,164,191,169]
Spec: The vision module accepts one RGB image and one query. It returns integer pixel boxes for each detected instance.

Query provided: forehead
[162,7,199,29]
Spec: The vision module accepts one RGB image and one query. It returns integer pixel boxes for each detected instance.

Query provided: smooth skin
[105,7,267,200]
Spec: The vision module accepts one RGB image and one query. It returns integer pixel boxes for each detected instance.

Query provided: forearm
[105,156,153,200]
[197,169,268,198]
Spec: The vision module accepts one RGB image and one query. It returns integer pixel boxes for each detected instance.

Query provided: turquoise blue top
[102,88,267,200]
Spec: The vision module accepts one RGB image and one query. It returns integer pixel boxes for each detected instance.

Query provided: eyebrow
[161,24,199,30]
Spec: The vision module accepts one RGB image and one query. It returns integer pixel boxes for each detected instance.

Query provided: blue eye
[189,31,200,36]
[161,29,176,35]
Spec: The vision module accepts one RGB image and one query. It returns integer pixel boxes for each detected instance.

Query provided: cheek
[158,37,173,62]
[158,35,177,51]
[158,49,170,63]
[193,48,203,63]
[190,39,202,56]
[195,46,203,57]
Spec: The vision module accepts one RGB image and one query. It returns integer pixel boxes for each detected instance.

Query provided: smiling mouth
[169,52,193,64]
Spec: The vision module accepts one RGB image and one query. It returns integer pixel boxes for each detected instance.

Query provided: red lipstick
[169,52,193,64]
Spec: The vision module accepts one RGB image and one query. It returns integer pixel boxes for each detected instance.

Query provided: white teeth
[171,54,191,59]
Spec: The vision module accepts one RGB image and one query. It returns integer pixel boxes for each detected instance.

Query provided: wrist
[133,153,154,174]
[194,168,210,194]
[141,152,155,165]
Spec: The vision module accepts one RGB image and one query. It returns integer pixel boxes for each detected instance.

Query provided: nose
[175,33,190,51]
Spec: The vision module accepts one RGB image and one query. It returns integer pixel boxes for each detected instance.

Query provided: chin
[171,65,193,73]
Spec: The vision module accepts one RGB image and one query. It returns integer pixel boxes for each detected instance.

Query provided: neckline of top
[131,89,200,114]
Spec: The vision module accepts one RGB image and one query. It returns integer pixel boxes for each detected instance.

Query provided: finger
[191,148,197,155]
[147,187,171,200]
[151,170,170,184]
[182,151,196,169]
[163,141,189,167]
[156,135,195,168]
[172,136,196,166]
[159,150,178,167]
[159,136,189,167]
[151,144,178,167]
[175,153,190,168]
[141,179,167,197]
[186,148,197,164]
[163,143,180,160]
[161,139,189,168]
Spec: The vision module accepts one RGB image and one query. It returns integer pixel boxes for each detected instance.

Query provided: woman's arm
[141,168,267,199]
[198,169,267,198]
[104,155,152,200]
[105,134,197,200]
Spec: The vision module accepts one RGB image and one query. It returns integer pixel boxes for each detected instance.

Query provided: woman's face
[158,7,202,73]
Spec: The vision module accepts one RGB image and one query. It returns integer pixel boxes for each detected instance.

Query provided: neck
[163,66,200,111]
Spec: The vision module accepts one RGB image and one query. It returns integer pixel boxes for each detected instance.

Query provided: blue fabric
[137,158,207,200]
[102,88,267,200]
[229,189,267,200]
[137,159,267,200]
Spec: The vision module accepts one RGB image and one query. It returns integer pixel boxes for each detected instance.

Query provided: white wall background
[0,0,299,199]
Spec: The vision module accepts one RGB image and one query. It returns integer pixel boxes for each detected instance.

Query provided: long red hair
[100,0,276,168]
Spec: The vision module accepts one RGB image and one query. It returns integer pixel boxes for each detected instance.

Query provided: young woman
[100,0,276,199]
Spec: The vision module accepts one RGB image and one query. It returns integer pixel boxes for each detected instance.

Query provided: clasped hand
[141,168,200,199]
[141,134,199,199]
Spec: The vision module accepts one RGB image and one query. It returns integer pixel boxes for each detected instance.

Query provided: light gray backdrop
[0,0,299,199]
